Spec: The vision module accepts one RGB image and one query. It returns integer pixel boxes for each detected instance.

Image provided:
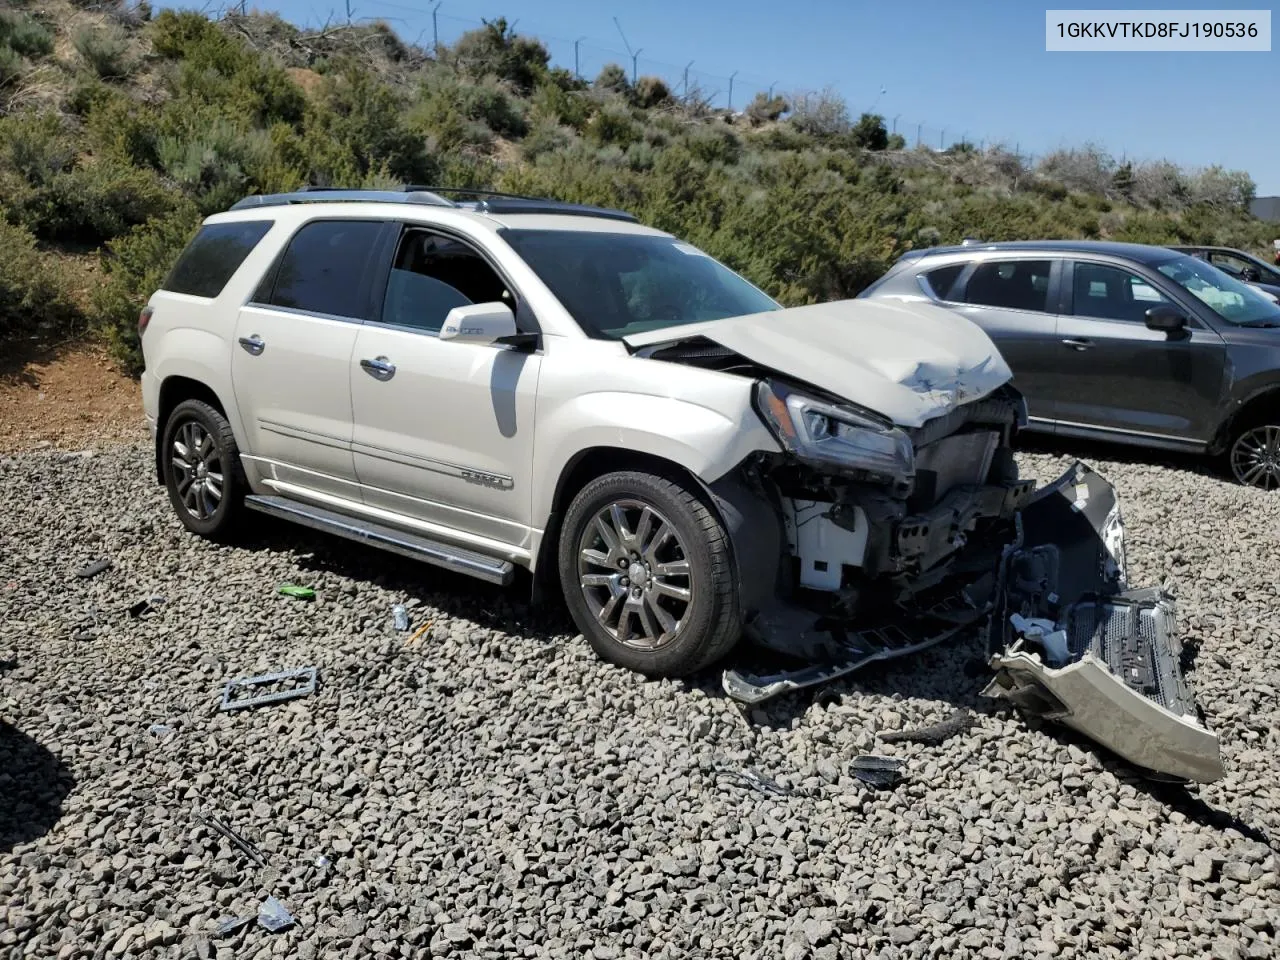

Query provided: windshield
[1156,255,1280,326]
[501,229,780,339]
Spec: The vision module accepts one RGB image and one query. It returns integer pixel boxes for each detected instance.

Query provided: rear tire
[161,399,247,539]
[1226,415,1280,491]
[558,470,741,678]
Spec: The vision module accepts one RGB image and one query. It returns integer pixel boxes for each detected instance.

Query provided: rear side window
[162,221,272,298]
[265,220,384,320]
[921,263,965,299]
[962,260,1053,313]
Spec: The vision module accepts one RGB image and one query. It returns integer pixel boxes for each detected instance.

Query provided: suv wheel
[558,470,741,678]
[1228,420,1280,490]
[161,399,246,538]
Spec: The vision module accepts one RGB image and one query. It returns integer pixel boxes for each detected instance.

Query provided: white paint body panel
[141,199,1010,574]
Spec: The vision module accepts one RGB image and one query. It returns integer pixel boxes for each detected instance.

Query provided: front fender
[530,391,780,529]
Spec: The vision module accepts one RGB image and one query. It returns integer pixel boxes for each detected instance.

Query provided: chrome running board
[245,494,516,585]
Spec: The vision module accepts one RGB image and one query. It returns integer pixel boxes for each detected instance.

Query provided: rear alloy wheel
[559,471,740,677]
[1228,423,1280,490]
[161,399,246,538]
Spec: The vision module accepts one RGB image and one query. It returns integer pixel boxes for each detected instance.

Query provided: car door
[946,257,1063,430]
[1052,259,1228,444]
[349,224,543,552]
[231,218,385,501]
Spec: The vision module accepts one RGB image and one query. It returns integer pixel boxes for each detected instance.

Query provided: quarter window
[921,263,965,300]
[962,260,1053,313]
[266,220,384,320]
[379,229,513,334]
[1071,262,1170,323]
[162,221,273,298]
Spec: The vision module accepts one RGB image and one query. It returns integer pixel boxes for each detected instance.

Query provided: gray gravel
[2,440,1279,959]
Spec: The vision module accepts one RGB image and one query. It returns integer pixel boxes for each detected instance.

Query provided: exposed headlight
[754,379,914,484]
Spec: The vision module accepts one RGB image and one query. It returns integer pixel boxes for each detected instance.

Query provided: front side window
[501,229,780,339]
[1070,262,1170,323]
[962,260,1053,313]
[1156,254,1280,327]
[380,230,512,334]
[1209,251,1280,286]
[163,220,273,298]
[1207,252,1251,278]
[267,220,384,320]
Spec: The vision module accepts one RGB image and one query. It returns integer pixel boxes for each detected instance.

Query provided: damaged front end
[707,376,1221,784]
[982,462,1223,783]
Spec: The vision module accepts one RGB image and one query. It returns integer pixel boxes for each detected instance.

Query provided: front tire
[161,399,247,539]
[558,470,741,678]
[1227,418,1280,491]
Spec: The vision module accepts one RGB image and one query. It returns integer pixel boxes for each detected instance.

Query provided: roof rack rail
[229,188,457,211]
[403,186,639,222]
[227,186,638,222]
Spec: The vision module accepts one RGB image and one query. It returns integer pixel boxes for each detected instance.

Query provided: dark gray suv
[859,240,1280,489]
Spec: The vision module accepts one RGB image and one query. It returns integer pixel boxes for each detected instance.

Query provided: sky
[172,0,1279,194]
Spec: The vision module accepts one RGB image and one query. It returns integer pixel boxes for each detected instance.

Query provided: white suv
[140,187,1221,782]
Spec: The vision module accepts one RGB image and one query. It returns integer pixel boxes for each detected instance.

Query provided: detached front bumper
[721,461,1224,784]
[982,462,1223,783]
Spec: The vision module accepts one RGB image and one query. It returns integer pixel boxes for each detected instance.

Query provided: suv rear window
[162,221,273,298]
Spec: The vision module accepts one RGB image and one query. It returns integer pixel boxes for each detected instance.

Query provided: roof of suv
[906,239,1184,263]
[213,186,665,235]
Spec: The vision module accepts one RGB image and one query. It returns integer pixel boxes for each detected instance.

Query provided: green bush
[449,18,549,94]
[0,12,54,58]
[0,219,77,339]
[593,63,629,97]
[93,202,203,374]
[73,24,134,80]
[0,45,23,89]
[411,70,527,145]
[585,101,641,148]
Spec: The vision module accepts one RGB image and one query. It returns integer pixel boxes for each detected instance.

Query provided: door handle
[238,335,265,356]
[1060,338,1094,351]
[360,356,396,381]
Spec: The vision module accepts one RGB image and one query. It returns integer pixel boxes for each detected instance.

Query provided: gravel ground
[2,440,1279,960]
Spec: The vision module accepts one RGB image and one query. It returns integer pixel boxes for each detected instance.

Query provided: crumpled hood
[622,299,1013,428]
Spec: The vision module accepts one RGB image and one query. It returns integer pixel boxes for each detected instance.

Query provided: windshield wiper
[1240,320,1280,328]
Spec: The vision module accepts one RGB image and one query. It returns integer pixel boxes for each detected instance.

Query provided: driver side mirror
[1145,304,1187,333]
[439,302,518,346]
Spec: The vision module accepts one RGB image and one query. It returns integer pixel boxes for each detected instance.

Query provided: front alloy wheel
[559,470,741,677]
[1229,424,1280,490]
[577,500,694,650]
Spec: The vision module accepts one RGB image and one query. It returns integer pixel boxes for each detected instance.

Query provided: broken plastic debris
[879,708,975,745]
[128,597,164,619]
[314,854,331,868]
[713,765,793,797]
[147,723,173,738]
[392,604,409,631]
[850,755,906,789]
[258,896,295,933]
[220,667,318,712]
[277,584,315,600]
[195,810,267,867]
[1009,614,1070,666]
[76,558,112,579]
[405,621,432,648]
[215,915,254,937]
